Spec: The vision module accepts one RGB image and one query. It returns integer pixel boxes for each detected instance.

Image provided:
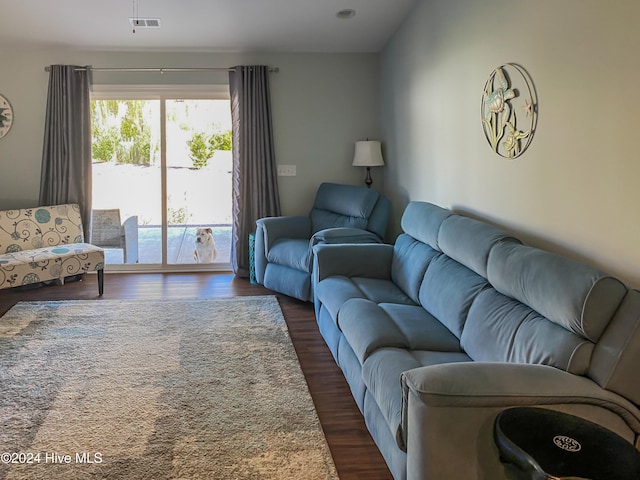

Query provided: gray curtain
[229,65,281,277]
[39,65,92,237]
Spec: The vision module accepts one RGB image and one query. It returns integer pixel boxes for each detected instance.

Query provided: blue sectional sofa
[313,201,640,479]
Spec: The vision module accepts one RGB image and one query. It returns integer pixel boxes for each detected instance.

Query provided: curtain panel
[39,65,93,236]
[229,65,281,277]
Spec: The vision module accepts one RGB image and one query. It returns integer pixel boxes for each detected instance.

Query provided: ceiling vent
[128,18,162,28]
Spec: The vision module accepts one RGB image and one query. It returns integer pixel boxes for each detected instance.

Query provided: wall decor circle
[0,94,14,139]
[481,64,537,158]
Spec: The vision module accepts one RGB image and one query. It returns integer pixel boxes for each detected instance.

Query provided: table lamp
[352,140,384,188]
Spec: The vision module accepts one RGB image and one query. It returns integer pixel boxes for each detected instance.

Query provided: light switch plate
[277,164,296,176]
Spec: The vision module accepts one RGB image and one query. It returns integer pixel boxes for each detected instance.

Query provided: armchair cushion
[310,183,380,233]
[311,227,383,247]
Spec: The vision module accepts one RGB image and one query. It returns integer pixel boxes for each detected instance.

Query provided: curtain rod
[43,66,278,73]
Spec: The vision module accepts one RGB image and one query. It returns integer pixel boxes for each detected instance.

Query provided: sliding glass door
[91,86,232,271]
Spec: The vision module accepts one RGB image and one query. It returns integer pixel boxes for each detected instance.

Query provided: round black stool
[494,407,640,480]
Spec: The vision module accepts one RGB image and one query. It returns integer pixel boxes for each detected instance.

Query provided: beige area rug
[0,296,338,480]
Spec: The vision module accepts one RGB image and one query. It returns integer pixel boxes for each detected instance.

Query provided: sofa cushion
[367,195,392,240]
[351,278,416,306]
[0,243,104,289]
[461,289,595,374]
[400,202,451,250]
[488,242,627,342]
[338,299,463,365]
[419,255,488,338]
[338,299,411,364]
[378,304,463,352]
[316,276,370,320]
[391,234,440,304]
[438,214,521,278]
[316,276,415,323]
[267,238,310,272]
[362,348,472,449]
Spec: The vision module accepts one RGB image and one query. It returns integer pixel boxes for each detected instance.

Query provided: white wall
[0,48,380,217]
[380,0,640,288]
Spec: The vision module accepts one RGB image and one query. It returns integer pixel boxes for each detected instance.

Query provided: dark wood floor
[0,272,393,480]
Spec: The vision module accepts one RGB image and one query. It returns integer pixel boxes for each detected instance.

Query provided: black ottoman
[494,407,640,480]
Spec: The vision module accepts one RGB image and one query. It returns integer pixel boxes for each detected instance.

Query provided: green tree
[209,130,233,151]
[187,129,233,169]
[188,133,210,169]
[118,101,152,165]
[92,126,119,163]
[91,101,120,163]
[91,100,154,166]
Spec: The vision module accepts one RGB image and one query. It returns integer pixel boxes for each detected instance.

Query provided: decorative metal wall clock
[481,64,537,158]
[0,94,14,139]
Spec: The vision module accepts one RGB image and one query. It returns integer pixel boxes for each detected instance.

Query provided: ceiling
[2,0,417,53]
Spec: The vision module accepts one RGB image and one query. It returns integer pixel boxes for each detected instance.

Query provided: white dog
[193,227,218,263]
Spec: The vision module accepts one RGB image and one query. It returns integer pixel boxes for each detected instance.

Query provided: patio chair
[254,182,390,302]
[91,209,139,264]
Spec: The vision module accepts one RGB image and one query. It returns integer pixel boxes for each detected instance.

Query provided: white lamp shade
[352,140,385,167]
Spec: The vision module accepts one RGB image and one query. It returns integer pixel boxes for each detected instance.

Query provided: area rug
[0,296,338,480]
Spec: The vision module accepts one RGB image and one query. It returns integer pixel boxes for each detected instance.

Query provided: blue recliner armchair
[254,182,391,302]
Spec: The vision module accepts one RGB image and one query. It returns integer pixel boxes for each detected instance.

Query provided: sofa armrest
[303,228,382,273]
[400,362,640,478]
[257,216,311,247]
[402,362,640,432]
[254,216,311,285]
[313,243,394,282]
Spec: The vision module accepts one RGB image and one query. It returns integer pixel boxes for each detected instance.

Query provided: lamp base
[364,167,373,188]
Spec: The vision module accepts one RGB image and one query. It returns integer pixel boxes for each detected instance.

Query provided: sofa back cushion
[391,234,439,304]
[309,183,380,234]
[438,214,521,278]
[393,201,634,386]
[460,241,628,375]
[0,204,85,254]
[394,202,519,333]
[400,201,451,250]
[391,202,451,304]
[366,195,392,240]
[487,241,627,342]
[419,255,488,338]
[461,288,595,374]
